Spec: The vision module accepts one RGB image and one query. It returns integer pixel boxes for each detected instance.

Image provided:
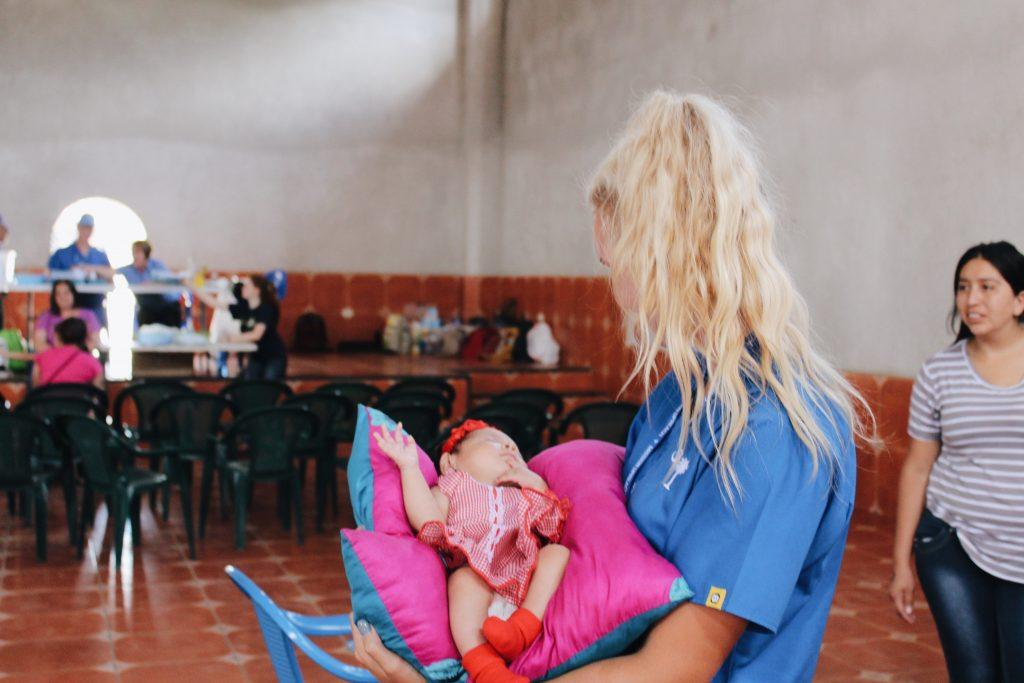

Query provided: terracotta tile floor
[0,477,945,681]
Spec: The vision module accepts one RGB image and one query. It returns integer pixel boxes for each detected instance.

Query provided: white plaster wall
[0,0,465,273]
[500,0,1024,375]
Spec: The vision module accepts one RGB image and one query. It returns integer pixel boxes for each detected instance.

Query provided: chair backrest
[0,414,47,485]
[16,395,98,424]
[224,565,376,683]
[384,378,456,403]
[379,404,442,448]
[378,391,452,419]
[59,415,122,489]
[224,407,317,476]
[559,401,640,446]
[465,400,550,457]
[26,382,108,413]
[493,388,565,420]
[282,394,354,446]
[314,382,383,408]
[219,380,293,416]
[113,380,195,440]
[152,394,235,456]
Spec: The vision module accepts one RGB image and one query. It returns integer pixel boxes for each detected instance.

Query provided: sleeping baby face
[440,427,524,485]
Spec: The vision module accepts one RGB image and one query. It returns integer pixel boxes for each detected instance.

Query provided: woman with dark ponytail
[193,274,287,379]
[891,241,1024,681]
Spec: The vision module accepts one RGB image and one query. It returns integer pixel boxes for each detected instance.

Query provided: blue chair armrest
[226,565,377,682]
[284,612,351,637]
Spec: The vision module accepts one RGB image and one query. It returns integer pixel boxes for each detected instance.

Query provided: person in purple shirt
[47,213,112,321]
[34,279,100,352]
[117,240,182,326]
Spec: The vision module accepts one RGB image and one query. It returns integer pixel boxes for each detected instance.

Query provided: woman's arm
[889,438,940,623]
[350,601,746,683]
[31,362,39,385]
[33,327,49,353]
[233,322,266,343]
[92,368,105,389]
[553,603,745,682]
[191,287,226,311]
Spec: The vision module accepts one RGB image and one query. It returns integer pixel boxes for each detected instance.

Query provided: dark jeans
[914,508,1024,682]
[243,355,287,381]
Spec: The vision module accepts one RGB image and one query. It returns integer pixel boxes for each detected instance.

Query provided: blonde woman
[352,91,867,681]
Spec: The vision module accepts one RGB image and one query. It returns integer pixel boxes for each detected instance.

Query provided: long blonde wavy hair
[589,91,872,503]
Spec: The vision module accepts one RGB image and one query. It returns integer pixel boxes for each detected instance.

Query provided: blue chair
[225,565,376,682]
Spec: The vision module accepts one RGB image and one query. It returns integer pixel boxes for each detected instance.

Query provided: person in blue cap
[48,213,112,321]
[350,92,873,682]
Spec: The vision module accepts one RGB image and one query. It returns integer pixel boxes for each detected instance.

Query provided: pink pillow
[342,406,692,681]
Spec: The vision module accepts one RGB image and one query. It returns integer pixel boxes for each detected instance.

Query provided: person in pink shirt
[32,317,103,388]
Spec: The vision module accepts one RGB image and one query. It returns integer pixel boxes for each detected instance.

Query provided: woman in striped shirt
[891,241,1024,682]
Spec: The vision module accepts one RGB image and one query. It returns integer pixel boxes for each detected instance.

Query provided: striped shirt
[908,339,1024,584]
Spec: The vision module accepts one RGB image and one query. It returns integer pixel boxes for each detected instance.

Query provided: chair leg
[292,474,304,546]
[113,493,129,567]
[161,458,172,522]
[62,467,78,547]
[78,484,94,558]
[33,484,48,562]
[219,469,230,520]
[313,456,325,533]
[179,480,196,560]
[277,480,291,532]
[232,473,250,550]
[130,496,142,547]
[148,454,161,511]
[199,458,213,540]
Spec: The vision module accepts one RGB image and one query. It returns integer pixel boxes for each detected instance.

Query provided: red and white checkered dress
[418,469,569,606]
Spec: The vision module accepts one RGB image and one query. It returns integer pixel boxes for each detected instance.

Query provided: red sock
[481,608,542,662]
[462,643,528,683]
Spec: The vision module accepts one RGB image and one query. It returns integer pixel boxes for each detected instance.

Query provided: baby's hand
[495,463,547,491]
[373,423,420,470]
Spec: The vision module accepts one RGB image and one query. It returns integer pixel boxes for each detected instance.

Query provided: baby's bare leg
[522,543,570,619]
[448,566,493,655]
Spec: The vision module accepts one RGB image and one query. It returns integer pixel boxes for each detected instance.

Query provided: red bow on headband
[442,419,491,455]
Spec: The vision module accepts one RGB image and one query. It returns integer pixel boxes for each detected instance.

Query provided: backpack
[292,312,328,352]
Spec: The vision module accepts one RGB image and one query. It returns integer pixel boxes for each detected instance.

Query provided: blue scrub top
[48,243,111,270]
[624,373,855,682]
[117,258,179,302]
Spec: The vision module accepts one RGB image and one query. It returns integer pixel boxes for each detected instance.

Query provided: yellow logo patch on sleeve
[705,586,727,610]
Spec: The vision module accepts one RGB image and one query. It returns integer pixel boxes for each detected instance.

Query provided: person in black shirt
[193,274,287,379]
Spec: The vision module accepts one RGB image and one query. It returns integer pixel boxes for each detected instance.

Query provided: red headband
[442,419,491,455]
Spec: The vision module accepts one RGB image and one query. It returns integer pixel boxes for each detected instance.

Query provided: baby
[375,419,570,683]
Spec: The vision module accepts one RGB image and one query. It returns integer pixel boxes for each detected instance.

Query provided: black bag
[292,312,328,352]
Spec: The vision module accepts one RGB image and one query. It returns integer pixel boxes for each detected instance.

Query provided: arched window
[50,197,147,269]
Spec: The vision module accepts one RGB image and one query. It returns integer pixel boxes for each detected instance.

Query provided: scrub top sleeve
[663,416,832,633]
[97,250,111,267]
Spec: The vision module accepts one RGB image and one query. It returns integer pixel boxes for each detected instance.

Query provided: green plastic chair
[59,416,192,566]
[151,394,235,535]
[314,382,382,441]
[0,414,57,561]
[217,407,318,549]
[15,395,98,545]
[219,379,293,417]
[282,394,354,530]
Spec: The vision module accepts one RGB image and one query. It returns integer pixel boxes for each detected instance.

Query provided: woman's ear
[1014,290,1024,318]
[439,453,454,474]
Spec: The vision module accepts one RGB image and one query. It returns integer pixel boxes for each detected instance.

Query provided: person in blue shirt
[117,240,182,326]
[351,92,871,682]
[47,213,112,321]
